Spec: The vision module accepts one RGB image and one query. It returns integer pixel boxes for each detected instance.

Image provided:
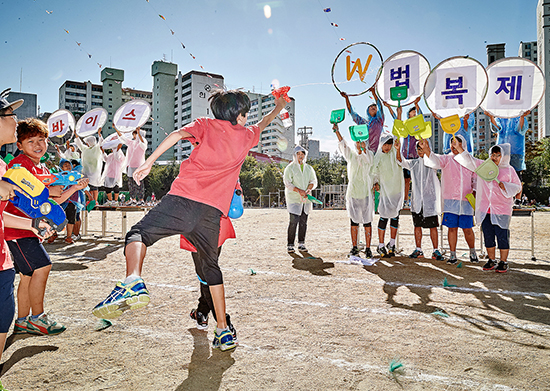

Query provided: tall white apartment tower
[537,0,550,138]
[245,91,295,161]
[173,70,225,160]
[518,41,539,142]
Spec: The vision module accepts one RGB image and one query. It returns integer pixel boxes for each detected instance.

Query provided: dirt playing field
[1,207,549,390]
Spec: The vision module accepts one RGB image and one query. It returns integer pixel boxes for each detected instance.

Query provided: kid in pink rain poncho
[419,135,478,265]
[453,142,521,273]
[117,128,147,204]
[101,143,127,205]
[75,131,104,205]
[372,133,404,258]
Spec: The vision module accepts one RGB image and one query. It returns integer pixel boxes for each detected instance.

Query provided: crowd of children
[0,83,529,389]
[335,88,522,272]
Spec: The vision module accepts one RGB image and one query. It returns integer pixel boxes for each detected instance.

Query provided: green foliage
[143,162,180,199]
[522,138,550,203]
[308,154,347,186]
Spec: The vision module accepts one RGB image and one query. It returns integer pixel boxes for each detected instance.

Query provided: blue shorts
[481,214,510,249]
[7,237,52,276]
[0,268,15,333]
[442,213,474,229]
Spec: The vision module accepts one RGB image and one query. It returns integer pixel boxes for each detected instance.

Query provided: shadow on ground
[290,251,334,276]
[175,328,235,391]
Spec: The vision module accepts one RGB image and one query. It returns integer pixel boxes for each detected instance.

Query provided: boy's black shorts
[411,210,439,229]
[7,237,52,276]
[126,194,223,285]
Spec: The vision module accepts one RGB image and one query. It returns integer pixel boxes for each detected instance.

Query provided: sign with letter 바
[47,109,76,138]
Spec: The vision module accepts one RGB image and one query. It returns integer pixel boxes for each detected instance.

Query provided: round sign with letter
[480,57,545,118]
[47,109,76,138]
[331,42,383,96]
[376,50,431,107]
[424,56,488,118]
[75,108,108,137]
[113,100,151,133]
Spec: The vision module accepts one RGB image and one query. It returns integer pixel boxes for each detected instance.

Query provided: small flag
[323,8,331,12]
[159,14,166,20]
[331,22,338,27]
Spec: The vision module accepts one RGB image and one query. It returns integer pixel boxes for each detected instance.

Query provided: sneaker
[348,246,360,257]
[212,328,238,352]
[469,253,480,263]
[432,249,444,261]
[287,244,295,253]
[46,231,58,244]
[447,256,458,265]
[495,260,509,273]
[64,236,74,244]
[376,245,388,258]
[364,248,373,258]
[482,259,497,271]
[72,234,81,241]
[13,317,40,335]
[92,279,150,319]
[298,243,308,252]
[27,313,66,336]
[190,309,208,330]
[409,249,424,259]
[226,313,238,342]
[386,242,396,257]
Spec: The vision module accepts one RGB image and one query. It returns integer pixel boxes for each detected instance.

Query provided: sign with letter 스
[331,42,383,96]
[376,50,431,107]
[480,57,545,118]
[423,56,488,118]
[47,109,76,138]
[75,108,108,137]
[112,100,152,133]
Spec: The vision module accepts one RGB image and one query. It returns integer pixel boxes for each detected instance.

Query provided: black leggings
[287,211,308,245]
[192,247,222,320]
[378,216,399,231]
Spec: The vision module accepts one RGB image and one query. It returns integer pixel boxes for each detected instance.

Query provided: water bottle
[280,108,292,128]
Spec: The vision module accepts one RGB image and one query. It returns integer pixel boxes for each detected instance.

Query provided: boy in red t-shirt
[93,89,287,351]
[0,90,57,391]
[5,119,88,337]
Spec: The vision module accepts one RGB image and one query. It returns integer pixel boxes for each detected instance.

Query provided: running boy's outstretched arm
[132,129,192,185]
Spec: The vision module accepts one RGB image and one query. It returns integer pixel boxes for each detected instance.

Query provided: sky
[0,0,539,156]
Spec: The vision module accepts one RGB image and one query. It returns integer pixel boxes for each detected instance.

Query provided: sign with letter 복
[424,56,488,118]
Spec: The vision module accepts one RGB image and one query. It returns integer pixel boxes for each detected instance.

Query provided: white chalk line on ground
[56,315,522,391]
[225,266,550,299]
[51,270,550,333]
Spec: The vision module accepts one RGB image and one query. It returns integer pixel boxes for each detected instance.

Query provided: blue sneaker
[92,279,150,319]
[212,328,238,352]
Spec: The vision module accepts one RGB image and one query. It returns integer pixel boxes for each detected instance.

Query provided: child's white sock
[389,238,396,247]
[216,326,229,335]
[470,248,477,256]
[416,247,422,251]
[451,251,457,258]
[124,275,140,285]
[378,243,384,249]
